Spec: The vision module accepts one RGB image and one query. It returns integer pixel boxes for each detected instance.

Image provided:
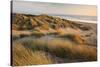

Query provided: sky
[12,1,97,16]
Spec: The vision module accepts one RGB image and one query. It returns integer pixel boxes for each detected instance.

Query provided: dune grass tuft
[13,43,54,66]
[13,37,97,66]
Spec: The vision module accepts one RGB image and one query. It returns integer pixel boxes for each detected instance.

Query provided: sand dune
[12,13,97,66]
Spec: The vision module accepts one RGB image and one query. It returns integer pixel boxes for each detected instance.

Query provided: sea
[49,14,97,23]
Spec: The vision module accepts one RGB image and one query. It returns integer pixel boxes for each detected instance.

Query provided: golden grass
[12,13,97,66]
[12,30,45,39]
[13,43,54,66]
[13,37,97,65]
[44,38,96,60]
[58,34,85,44]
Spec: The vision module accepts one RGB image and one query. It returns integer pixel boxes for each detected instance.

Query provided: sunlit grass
[13,37,97,66]
[12,13,97,66]
[13,43,54,66]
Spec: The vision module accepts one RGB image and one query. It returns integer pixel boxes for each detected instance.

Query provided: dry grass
[13,37,97,66]
[12,13,97,66]
[58,34,85,44]
[44,38,96,60]
[12,43,54,66]
[12,30,45,39]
